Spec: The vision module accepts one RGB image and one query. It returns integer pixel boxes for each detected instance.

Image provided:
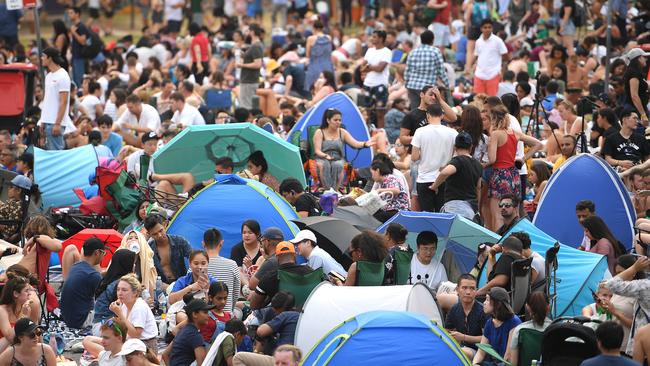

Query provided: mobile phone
[329,271,346,282]
[637,190,650,197]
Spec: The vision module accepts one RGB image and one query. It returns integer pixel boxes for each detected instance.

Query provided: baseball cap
[42,47,64,66]
[275,241,296,256]
[625,48,650,63]
[184,298,216,314]
[83,237,106,252]
[488,287,514,313]
[14,318,43,337]
[520,97,534,108]
[289,230,317,244]
[10,175,32,191]
[141,131,159,144]
[261,227,284,241]
[455,131,473,149]
[116,339,147,356]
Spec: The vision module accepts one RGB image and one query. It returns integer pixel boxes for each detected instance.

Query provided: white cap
[289,230,317,244]
[116,339,147,356]
[520,97,534,108]
[625,48,650,63]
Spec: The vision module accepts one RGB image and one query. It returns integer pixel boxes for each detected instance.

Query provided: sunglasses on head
[103,319,123,337]
[499,203,513,208]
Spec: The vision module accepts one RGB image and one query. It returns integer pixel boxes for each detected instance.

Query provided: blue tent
[302,310,470,366]
[533,154,635,249]
[479,219,609,317]
[377,212,500,276]
[34,145,99,208]
[166,175,299,253]
[287,91,373,168]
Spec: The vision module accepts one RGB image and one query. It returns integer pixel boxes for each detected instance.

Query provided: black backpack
[81,29,104,59]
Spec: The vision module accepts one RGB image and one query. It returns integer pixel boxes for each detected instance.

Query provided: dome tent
[302,310,470,366]
[533,154,635,249]
[166,174,299,252]
[295,282,442,354]
[287,91,373,168]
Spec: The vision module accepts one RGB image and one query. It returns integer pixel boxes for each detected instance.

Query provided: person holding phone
[168,250,218,305]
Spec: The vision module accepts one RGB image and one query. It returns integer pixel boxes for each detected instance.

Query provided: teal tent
[479,219,609,317]
[302,310,470,366]
[153,123,306,187]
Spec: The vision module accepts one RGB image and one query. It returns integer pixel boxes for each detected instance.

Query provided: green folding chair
[356,260,386,286]
[476,343,511,366]
[393,249,413,285]
[517,328,543,366]
[278,267,325,310]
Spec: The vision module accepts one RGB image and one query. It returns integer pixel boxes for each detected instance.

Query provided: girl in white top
[109,274,158,353]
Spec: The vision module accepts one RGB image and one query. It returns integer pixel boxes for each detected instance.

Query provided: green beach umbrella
[153,123,306,187]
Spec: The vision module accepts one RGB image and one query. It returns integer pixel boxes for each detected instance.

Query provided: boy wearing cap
[292,230,347,277]
[430,131,483,220]
[60,237,106,329]
[39,47,75,151]
[250,242,314,309]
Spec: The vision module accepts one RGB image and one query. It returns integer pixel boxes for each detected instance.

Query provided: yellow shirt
[553,155,567,172]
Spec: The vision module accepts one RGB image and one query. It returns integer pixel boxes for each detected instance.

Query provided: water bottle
[142,288,150,301]
[531,360,538,366]
[234,48,242,80]
[156,276,162,295]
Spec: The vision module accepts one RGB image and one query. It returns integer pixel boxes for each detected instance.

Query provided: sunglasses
[27,329,42,339]
[103,319,123,337]
[498,203,514,208]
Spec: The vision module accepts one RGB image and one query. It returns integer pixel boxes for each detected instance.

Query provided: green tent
[152,123,306,187]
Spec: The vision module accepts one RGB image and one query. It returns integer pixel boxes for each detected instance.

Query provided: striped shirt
[208,256,241,312]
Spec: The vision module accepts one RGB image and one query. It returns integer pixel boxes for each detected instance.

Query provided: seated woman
[246,151,280,192]
[523,160,551,218]
[82,317,127,365]
[0,277,39,353]
[4,216,62,280]
[370,160,409,223]
[0,318,57,366]
[122,200,150,235]
[168,250,218,305]
[472,287,522,365]
[1,265,40,323]
[332,231,389,286]
[581,215,623,274]
[109,274,159,352]
[313,108,373,191]
[0,176,39,243]
[506,293,552,365]
[113,339,160,366]
[91,249,137,336]
[118,230,157,297]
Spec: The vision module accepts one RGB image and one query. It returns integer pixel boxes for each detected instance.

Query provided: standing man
[237,24,264,110]
[471,19,508,96]
[411,104,458,212]
[59,237,105,329]
[144,214,193,288]
[0,3,22,49]
[361,30,393,108]
[404,30,449,109]
[67,7,90,88]
[39,48,75,151]
[164,0,185,39]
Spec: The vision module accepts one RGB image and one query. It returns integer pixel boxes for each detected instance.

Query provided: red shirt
[199,310,232,342]
[433,0,451,25]
[191,32,210,63]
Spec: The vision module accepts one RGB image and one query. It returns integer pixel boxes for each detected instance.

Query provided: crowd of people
[0,0,650,364]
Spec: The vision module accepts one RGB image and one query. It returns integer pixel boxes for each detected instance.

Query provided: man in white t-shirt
[170,92,205,128]
[39,47,76,150]
[79,80,104,122]
[411,103,458,212]
[116,94,161,147]
[361,30,392,107]
[472,19,508,97]
[410,231,447,291]
[165,0,185,37]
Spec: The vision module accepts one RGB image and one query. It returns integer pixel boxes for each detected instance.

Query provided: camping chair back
[204,88,233,112]
[105,170,143,230]
[278,267,324,310]
[393,249,413,285]
[96,162,127,201]
[511,257,533,316]
[36,244,59,313]
[517,328,543,366]
[356,260,385,286]
[139,154,151,186]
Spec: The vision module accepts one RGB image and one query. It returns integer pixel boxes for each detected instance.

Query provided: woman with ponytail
[505,292,551,365]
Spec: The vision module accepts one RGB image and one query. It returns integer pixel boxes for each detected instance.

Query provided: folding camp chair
[476,343,511,366]
[36,243,59,329]
[393,249,413,285]
[205,88,233,112]
[517,328,543,366]
[356,260,386,286]
[136,154,187,213]
[278,267,325,310]
[510,257,533,317]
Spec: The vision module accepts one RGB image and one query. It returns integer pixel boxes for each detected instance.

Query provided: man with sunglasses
[60,237,106,329]
[495,194,520,236]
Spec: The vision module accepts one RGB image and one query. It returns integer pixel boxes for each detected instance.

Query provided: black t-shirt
[283,64,308,97]
[71,22,91,58]
[602,131,649,164]
[624,69,650,115]
[170,323,204,366]
[294,193,322,217]
[560,0,575,18]
[400,108,428,138]
[445,155,483,204]
[241,42,264,84]
[230,242,262,267]
[488,252,518,292]
[255,263,314,302]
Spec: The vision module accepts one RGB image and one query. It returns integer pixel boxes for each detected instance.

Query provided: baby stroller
[540,316,600,366]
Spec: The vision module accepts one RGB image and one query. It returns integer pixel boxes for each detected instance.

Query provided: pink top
[589,238,617,274]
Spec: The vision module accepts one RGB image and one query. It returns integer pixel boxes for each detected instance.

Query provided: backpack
[81,29,104,59]
[572,0,587,27]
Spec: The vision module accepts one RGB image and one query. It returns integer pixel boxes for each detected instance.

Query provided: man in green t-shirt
[236,24,264,109]
[214,319,247,366]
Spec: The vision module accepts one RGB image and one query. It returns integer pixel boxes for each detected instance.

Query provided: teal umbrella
[153,123,307,187]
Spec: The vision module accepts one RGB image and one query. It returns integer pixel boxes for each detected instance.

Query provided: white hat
[520,97,534,108]
[624,48,650,64]
[289,230,317,244]
[116,339,147,356]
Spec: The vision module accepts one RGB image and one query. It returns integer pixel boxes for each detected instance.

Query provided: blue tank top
[472,1,490,25]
